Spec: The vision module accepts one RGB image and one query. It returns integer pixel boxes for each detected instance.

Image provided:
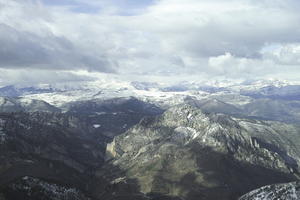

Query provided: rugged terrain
[0,98,163,200]
[0,80,300,199]
[0,112,103,197]
[107,104,300,199]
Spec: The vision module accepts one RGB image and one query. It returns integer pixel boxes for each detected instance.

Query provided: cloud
[0,0,300,83]
[139,0,300,57]
[0,24,114,72]
[0,69,95,86]
[208,53,273,78]
[263,44,300,65]
[0,0,115,73]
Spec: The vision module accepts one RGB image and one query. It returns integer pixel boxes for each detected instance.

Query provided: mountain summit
[106,104,300,199]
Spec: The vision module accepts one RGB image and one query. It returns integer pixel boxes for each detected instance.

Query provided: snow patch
[93,124,101,128]
[95,112,107,115]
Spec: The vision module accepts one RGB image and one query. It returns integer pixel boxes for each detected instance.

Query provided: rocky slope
[1,97,300,200]
[106,104,300,200]
[239,181,300,200]
[0,112,105,199]
[0,98,164,200]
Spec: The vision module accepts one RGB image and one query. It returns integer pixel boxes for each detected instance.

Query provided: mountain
[131,82,160,91]
[241,85,300,101]
[239,181,300,200]
[0,111,173,200]
[2,79,298,112]
[0,97,60,113]
[0,86,21,97]
[243,98,300,123]
[184,96,300,124]
[0,112,105,199]
[1,102,300,200]
[64,96,162,115]
[0,97,23,112]
[106,104,300,200]
[0,97,164,200]
[3,177,90,200]
[1,79,300,200]
[0,85,58,97]
[64,97,163,140]
[160,82,229,93]
[184,97,243,115]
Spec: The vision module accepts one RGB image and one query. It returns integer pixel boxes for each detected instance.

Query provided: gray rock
[239,182,300,200]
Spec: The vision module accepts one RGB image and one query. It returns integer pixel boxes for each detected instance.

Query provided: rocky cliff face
[239,181,300,200]
[106,104,300,199]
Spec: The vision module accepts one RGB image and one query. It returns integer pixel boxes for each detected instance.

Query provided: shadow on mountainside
[150,146,297,200]
[0,161,151,200]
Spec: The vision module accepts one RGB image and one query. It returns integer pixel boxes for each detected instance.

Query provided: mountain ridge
[105,104,300,199]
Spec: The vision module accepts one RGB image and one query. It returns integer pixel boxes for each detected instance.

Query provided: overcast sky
[0,0,300,85]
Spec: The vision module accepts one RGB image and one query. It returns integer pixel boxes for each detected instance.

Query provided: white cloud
[0,69,95,86]
[263,44,300,65]
[0,0,300,84]
[208,53,273,78]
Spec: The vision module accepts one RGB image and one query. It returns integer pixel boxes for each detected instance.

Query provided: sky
[0,0,300,85]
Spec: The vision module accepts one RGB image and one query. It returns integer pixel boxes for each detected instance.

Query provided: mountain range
[0,79,300,200]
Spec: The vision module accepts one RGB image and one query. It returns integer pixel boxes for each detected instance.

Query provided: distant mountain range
[0,79,298,107]
[0,85,59,97]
